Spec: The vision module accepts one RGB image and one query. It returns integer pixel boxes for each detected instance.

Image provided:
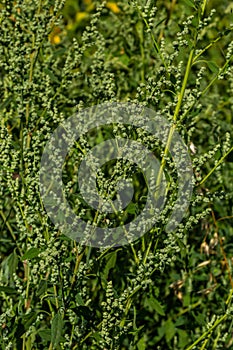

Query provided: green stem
[155,48,194,195]
[136,5,169,73]
[193,36,222,63]
[174,49,195,123]
[185,313,228,350]
[201,0,207,16]
[180,54,233,124]
[175,300,202,318]
[199,145,233,185]
[201,54,233,96]
[71,243,85,286]
[200,331,212,350]
[0,210,23,256]
[110,201,139,265]
[24,261,30,310]
[53,285,59,310]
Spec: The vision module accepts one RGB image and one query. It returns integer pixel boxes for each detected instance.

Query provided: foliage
[0,0,233,349]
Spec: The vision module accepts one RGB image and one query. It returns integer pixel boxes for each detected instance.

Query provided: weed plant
[0,0,233,349]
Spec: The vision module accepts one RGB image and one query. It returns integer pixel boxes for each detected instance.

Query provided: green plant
[0,0,233,349]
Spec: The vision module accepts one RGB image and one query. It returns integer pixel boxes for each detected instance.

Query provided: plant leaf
[21,248,41,260]
[36,280,48,297]
[207,61,219,73]
[51,312,63,348]
[145,297,165,316]
[165,319,176,343]
[103,251,117,280]
[0,286,18,294]
[75,293,85,306]
[181,0,196,9]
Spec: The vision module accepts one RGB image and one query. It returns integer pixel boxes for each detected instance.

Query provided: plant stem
[185,313,228,350]
[155,48,194,196]
[199,145,233,185]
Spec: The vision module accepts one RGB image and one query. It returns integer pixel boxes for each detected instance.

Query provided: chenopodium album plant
[0,0,233,349]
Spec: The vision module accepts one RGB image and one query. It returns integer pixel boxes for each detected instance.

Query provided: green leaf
[176,238,187,259]
[192,311,205,326]
[126,202,137,214]
[102,251,117,280]
[145,297,165,316]
[181,0,196,9]
[36,280,48,297]
[165,319,176,343]
[207,61,219,73]
[0,286,18,294]
[183,293,190,307]
[194,60,219,74]
[21,248,41,260]
[1,249,18,283]
[137,335,147,350]
[157,324,166,341]
[118,54,130,66]
[51,312,63,348]
[135,21,144,43]
[174,316,186,327]
[22,312,38,331]
[43,68,60,84]
[92,332,102,342]
[52,48,67,58]
[0,95,13,111]
[25,327,37,350]
[75,293,85,306]
[154,17,167,29]
[177,329,189,348]
[38,329,51,342]
[170,74,176,85]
